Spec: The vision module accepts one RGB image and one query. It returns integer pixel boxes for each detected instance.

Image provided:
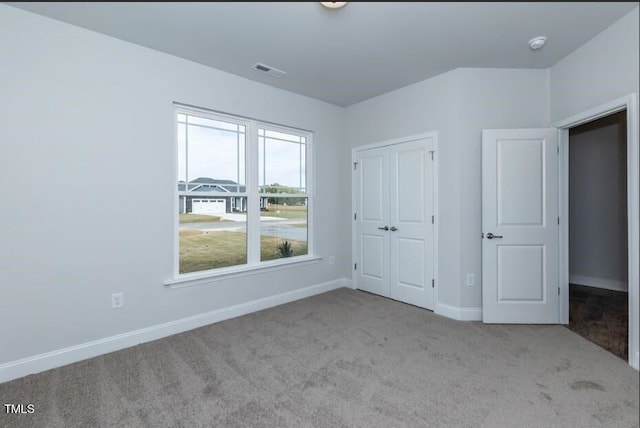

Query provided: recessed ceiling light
[528,36,547,50]
[321,2,347,9]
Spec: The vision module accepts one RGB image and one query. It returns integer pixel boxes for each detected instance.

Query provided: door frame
[555,93,639,370]
[351,132,439,308]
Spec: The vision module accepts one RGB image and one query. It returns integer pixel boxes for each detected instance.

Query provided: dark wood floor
[567,284,628,360]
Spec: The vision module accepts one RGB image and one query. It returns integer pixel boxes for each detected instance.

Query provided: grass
[179,213,221,223]
[261,204,307,220]
[179,230,307,273]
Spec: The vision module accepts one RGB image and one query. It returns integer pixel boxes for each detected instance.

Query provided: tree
[262,183,306,205]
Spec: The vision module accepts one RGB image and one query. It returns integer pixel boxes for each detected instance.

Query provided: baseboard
[633,352,639,371]
[344,277,355,289]
[435,303,482,321]
[569,274,628,292]
[0,278,349,384]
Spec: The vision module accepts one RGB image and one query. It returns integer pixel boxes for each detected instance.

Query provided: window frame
[169,104,316,285]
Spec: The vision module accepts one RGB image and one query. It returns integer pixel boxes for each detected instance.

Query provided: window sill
[164,255,323,289]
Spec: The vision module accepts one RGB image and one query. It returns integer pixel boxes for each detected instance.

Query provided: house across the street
[178,177,268,214]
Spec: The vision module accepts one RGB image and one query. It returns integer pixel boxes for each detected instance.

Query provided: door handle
[378,226,389,231]
[390,226,398,232]
[486,233,503,239]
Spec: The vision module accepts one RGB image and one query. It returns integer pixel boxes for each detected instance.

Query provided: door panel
[497,245,545,301]
[396,150,425,223]
[397,237,425,288]
[482,129,558,323]
[362,155,385,221]
[362,234,385,279]
[497,139,544,225]
[389,140,434,309]
[355,148,389,296]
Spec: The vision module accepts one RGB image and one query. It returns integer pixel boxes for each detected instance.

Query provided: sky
[177,118,306,191]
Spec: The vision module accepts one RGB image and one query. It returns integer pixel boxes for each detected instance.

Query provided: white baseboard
[633,352,639,371]
[435,303,482,321]
[343,277,355,289]
[569,274,628,292]
[0,278,349,384]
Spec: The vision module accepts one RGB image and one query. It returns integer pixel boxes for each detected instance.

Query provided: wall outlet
[466,273,475,287]
[111,292,124,309]
[328,256,335,265]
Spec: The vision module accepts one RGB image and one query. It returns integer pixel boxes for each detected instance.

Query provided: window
[259,128,308,262]
[175,105,312,277]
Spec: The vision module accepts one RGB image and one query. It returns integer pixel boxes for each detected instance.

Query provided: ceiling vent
[252,63,286,78]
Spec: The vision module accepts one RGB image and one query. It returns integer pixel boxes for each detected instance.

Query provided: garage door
[192,199,226,214]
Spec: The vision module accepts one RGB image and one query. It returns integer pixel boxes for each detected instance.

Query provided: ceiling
[5,2,638,107]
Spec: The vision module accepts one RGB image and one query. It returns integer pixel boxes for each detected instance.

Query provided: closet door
[353,137,434,310]
[388,139,434,310]
[354,146,390,297]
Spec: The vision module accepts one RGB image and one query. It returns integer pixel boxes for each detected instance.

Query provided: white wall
[0,4,350,367]
[569,112,628,290]
[345,68,549,311]
[551,7,639,122]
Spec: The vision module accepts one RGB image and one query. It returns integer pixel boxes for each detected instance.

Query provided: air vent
[252,63,286,78]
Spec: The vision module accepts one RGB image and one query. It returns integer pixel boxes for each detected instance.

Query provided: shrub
[277,240,294,257]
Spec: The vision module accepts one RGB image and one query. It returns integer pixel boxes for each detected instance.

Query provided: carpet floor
[1,288,638,428]
[567,284,628,361]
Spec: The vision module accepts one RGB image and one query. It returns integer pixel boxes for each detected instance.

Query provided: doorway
[567,111,628,360]
[556,93,639,370]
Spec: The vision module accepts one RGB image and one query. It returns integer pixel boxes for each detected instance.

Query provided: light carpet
[1,288,638,427]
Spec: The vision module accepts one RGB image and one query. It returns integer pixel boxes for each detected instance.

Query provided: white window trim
[169,104,314,285]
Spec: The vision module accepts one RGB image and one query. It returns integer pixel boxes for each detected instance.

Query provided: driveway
[180,217,307,241]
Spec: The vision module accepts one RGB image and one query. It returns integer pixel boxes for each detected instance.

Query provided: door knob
[390,226,398,231]
[486,233,503,239]
[378,226,389,231]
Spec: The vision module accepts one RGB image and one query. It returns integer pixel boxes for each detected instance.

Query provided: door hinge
[354,263,357,270]
[429,150,434,160]
[432,279,435,288]
[354,213,357,220]
[557,145,559,154]
[431,215,434,224]
[558,216,560,225]
[558,287,560,296]
[353,162,358,171]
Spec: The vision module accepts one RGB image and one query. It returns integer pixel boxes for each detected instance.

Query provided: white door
[482,129,559,323]
[354,137,434,310]
[354,146,390,297]
[388,140,434,309]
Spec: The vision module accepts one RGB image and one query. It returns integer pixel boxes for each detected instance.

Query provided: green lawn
[179,230,308,273]
[179,213,222,223]
[261,204,307,219]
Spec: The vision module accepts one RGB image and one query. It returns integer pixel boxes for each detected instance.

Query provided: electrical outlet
[111,292,124,309]
[328,256,335,265]
[466,273,475,287]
